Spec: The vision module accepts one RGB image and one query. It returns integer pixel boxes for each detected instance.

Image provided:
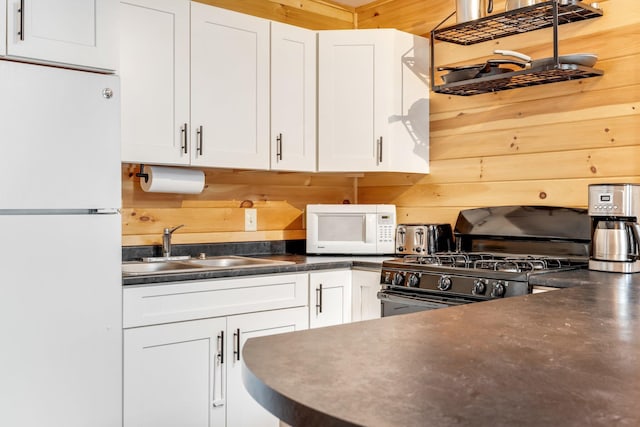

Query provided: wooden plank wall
[123,0,639,246]
[356,0,640,226]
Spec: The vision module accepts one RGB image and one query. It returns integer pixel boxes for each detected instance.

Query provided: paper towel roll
[140,166,205,194]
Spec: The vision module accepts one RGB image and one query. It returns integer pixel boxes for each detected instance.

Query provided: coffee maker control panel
[588,184,640,218]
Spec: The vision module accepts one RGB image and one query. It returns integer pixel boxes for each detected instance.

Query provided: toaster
[395,224,454,256]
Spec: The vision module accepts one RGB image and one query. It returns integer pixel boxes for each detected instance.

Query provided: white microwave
[306,204,396,255]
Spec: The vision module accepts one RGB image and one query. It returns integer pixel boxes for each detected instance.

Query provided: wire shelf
[433,1,603,45]
[433,64,603,96]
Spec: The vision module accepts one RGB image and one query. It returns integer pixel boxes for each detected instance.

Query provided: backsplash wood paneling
[122,0,639,246]
[122,165,360,245]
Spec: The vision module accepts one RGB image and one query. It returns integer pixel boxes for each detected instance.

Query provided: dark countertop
[122,255,390,286]
[242,270,640,427]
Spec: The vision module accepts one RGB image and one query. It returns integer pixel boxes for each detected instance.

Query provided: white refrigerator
[0,61,122,426]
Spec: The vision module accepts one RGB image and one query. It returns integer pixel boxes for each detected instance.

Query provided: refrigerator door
[0,61,120,210]
[0,214,121,427]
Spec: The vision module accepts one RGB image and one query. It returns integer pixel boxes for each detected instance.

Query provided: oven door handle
[378,290,469,309]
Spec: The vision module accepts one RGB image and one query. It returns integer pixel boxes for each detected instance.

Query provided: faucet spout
[162,224,185,257]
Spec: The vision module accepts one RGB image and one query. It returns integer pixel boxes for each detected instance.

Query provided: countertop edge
[122,256,390,286]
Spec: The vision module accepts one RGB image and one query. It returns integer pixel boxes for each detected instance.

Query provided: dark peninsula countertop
[242,271,640,426]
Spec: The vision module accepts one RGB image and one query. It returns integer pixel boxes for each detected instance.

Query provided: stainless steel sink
[122,256,294,276]
[183,256,293,268]
[122,261,204,275]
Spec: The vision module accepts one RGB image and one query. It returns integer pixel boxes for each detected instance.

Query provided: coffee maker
[588,183,640,273]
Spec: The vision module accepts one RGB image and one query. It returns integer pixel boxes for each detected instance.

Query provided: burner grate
[403,253,576,272]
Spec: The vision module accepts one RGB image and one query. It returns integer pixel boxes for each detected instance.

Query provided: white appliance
[306,204,396,254]
[0,61,122,426]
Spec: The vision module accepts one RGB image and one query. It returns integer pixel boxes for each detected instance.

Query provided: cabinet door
[120,0,190,165]
[227,307,309,427]
[318,30,391,172]
[6,0,117,71]
[124,317,227,427]
[270,22,316,172]
[309,270,352,328]
[191,3,270,169]
[351,269,382,322]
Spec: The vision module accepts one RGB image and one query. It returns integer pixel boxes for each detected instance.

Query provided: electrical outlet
[245,208,257,231]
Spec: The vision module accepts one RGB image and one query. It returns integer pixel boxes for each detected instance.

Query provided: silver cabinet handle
[212,330,225,408]
[316,284,323,314]
[217,330,224,365]
[233,328,240,361]
[377,137,383,163]
[276,133,283,161]
[18,0,24,41]
[196,125,203,156]
[181,123,188,154]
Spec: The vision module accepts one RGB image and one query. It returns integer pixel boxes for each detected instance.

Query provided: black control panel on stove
[380,269,530,300]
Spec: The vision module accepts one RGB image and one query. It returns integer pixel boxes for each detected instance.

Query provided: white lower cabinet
[309,270,352,328]
[124,317,227,427]
[123,273,309,427]
[351,269,382,322]
[226,308,308,427]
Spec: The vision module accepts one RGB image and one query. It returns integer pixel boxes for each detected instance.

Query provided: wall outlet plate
[245,208,257,231]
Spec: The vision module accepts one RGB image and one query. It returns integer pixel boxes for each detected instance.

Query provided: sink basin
[184,256,294,268]
[122,256,294,276]
[122,261,203,275]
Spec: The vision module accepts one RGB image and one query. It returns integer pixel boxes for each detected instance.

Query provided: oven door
[377,289,471,317]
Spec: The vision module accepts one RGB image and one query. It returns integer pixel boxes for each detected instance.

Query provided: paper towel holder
[136,164,149,183]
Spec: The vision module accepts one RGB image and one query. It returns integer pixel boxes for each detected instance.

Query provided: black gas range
[378,206,591,317]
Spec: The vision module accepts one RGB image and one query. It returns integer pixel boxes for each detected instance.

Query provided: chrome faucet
[162,224,184,257]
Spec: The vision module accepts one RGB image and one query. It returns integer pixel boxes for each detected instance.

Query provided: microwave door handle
[365,214,376,244]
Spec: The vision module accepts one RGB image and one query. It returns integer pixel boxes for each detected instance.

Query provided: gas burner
[473,256,574,272]
[404,252,495,268]
[403,253,577,272]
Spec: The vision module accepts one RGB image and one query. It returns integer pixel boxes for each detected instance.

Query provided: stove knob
[392,272,405,287]
[407,273,420,288]
[414,247,422,253]
[472,279,487,295]
[397,246,405,252]
[437,275,452,291]
[491,281,506,298]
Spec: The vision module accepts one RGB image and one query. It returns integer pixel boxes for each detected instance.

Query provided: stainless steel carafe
[592,221,640,262]
[456,0,494,23]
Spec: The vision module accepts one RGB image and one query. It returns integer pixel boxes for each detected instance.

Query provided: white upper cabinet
[120,0,190,165]
[270,21,317,172]
[5,0,118,71]
[318,29,430,173]
[191,3,270,170]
